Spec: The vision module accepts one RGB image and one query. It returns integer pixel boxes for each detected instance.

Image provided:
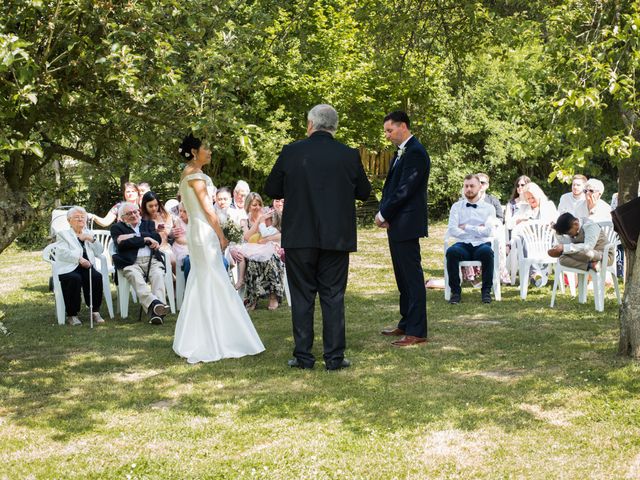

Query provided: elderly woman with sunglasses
[575,178,612,222]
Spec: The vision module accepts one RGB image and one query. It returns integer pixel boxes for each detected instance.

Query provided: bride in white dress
[173,133,265,363]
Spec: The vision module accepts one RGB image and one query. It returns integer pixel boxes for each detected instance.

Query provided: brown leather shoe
[381,327,405,336]
[391,335,427,347]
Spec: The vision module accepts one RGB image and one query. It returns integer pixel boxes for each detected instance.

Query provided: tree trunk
[618,248,640,357]
[0,175,35,253]
[616,127,640,357]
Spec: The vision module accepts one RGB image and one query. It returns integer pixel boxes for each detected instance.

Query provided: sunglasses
[585,189,597,193]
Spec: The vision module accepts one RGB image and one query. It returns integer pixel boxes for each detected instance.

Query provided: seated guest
[171,203,190,280]
[110,203,170,324]
[214,187,243,226]
[518,182,558,224]
[231,180,250,221]
[54,206,105,326]
[235,192,285,310]
[91,182,140,227]
[548,212,614,270]
[272,197,284,214]
[575,178,612,222]
[445,174,496,305]
[138,182,151,197]
[558,174,587,215]
[505,175,531,236]
[140,191,175,270]
[512,182,558,287]
[477,173,504,222]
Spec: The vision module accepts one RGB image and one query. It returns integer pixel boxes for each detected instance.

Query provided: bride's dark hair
[178,132,202,160]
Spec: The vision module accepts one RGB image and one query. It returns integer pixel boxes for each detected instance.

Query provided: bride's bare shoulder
[180,167,204,181]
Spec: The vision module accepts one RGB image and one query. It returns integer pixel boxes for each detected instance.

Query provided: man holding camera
[110,203,171,324]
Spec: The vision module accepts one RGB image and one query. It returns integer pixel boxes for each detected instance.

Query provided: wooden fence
[358,147,394,177]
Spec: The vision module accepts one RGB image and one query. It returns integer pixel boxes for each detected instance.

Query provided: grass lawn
[1,223,639,479]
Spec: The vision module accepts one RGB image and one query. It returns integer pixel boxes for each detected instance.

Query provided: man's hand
[117,233,135,244]
[79,258,92,269]
[374,212,388,228]
[144,237,160,250]
[547,245,563,258]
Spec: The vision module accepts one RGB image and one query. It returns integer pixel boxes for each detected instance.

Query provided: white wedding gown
[173,172,265,363]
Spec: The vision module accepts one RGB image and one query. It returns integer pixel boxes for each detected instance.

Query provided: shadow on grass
[0,284,635,442]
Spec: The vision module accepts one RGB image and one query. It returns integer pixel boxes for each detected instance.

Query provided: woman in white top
[54,206,104,325]
[511,182,558,287]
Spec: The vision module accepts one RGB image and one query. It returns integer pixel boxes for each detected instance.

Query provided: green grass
[1,224,639,479]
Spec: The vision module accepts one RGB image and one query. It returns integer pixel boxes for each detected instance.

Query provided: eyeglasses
[585,189,597,193]
[123,210,140,217]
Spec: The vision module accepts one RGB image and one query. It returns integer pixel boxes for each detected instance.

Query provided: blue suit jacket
[379,136,430,242]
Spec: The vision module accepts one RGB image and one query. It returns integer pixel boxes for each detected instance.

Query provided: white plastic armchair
[550,235,619,312]
[443,234,502,301]
[513,221,564,300]
[42,243,114,325]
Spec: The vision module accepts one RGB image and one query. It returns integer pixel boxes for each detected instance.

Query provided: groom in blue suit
[376,111,430,347]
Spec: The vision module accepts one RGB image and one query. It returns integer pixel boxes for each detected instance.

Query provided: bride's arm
[188,178,228,250]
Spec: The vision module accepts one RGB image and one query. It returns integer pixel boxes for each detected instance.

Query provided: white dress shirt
[558,192,585,215]
[446,199,496,246]
[128,222,152,257]
[574,199,612,222]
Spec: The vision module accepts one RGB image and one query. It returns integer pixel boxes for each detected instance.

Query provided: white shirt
[446,198,496,246]
[558,192,585,215]
[574,199,612,222]
[128,222,152,258]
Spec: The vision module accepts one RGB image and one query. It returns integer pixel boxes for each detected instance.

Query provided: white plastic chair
[42,243,114,325]
[513,221,566,300]
[443,235,502,301]
[550,242,618,312]
[597,221,622,304]
[109,241,175,319]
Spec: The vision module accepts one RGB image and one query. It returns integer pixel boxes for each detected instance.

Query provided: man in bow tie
[376,111,430,347]
[445,174,497,304]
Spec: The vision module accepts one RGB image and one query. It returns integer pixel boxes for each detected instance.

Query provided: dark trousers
[285,248,349,369]
[389,237,427,338]
[446,242,494,294]
[58,266,103,316]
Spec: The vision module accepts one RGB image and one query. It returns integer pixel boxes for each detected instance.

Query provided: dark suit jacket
[379,136,430,242]
[264,130,372,252]
[110,220,163,270]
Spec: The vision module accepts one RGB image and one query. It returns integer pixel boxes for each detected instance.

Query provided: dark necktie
[466,203,477,208]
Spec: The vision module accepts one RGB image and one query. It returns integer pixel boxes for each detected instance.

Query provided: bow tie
[466,202,478,208]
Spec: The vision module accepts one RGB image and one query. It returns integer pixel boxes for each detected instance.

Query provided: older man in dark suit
[265,104,371,370]
[110,203,170,324]
[376,111,430,347]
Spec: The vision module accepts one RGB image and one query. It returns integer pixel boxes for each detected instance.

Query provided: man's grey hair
[586,178,604,193]
[66,206,87,220]
[118,202,137,218]
[308,104,338,134]
[234,180,250,194]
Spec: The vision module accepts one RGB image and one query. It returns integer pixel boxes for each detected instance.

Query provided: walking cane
[138,251,154,322]
[89,258,93,329]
